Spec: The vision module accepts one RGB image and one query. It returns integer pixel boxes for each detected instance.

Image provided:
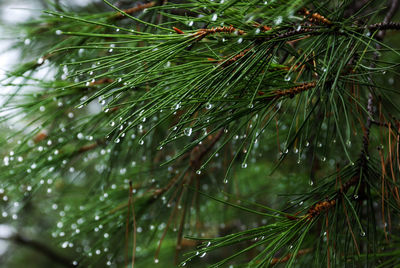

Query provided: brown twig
[173,27,184,34]
[270,248,312,265]
[130,182,137,268]
[253,23,272,32]
[259,82,316,99]
[272,81,316,99]
[367,21,400,32]
[77,142,99,154]
[193,25,245,41]
[270,28,324,41]
[89,78,114,86]
[376,0,400,40]
[301,8,332,25]
[218,48,253,67]
[33,131,48,143]
[287,174,360,221]
[113,2,156,19]
[306,199,337,220]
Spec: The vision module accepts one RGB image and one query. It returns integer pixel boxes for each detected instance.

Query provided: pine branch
[367,21,400,31]
[3,1,400,267]
[376,0,400,40]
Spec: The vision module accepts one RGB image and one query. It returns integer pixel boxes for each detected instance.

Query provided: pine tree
[1,0,400,267]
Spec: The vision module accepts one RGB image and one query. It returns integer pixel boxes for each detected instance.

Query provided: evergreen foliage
[1,0,400,267]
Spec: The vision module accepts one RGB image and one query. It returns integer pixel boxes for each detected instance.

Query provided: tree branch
[0,234,74,267]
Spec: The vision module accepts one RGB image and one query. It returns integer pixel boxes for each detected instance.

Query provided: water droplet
[211,14,218,21]
[39,106,45,112]
[139,140,144,145]
[24,39,31,45]
[237,37,243,44]
[241,163,247,168]
[360,231,366,236]
[200,252,206,258]
[188,21,194,26]
[274,16,283,25]
[154,259,159,264]
[284,75,291,81]
[37,57,44,65]
[196,170,201,175]
[184,128,193,136]
[56,30,62,35]
[61,241,68,248]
